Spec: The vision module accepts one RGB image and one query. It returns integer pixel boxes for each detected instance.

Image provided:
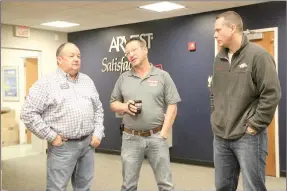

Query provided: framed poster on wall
[1,66,19,101]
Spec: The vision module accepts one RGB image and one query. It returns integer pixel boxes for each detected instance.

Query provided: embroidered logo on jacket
[238,63,248,68]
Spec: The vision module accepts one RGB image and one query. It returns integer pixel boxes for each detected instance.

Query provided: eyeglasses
[125,47,139,57]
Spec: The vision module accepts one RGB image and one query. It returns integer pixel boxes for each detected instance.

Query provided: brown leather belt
[123,126,162,137]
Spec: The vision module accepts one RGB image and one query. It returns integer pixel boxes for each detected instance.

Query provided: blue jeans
[213,129,268,191]
[121,131,174,191]
[46,135,95,191]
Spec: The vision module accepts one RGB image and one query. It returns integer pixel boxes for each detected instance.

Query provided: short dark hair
[125,37,146,48]
[56,42,77,57]
[56,43,68,57]
[216,11,243,33]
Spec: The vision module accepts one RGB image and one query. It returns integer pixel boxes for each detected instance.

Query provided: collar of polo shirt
[129,63,159,78]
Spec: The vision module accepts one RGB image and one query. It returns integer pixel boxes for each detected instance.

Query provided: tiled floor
[1,144,42,161]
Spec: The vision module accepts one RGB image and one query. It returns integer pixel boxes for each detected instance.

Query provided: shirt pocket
[77,87,94,111]
[231,65,256,98]
[77,86,93,98]
[54,86,75,105]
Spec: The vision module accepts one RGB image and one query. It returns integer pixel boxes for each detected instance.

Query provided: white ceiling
[1,1,264,33]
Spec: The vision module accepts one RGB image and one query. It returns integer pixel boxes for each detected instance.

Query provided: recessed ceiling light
[40,21,79,28]
[139,1,185,12]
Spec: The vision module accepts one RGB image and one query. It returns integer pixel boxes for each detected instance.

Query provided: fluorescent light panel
[41,21,79,28]
[139,1,185,12]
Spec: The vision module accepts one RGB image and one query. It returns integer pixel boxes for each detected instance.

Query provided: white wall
[1,24,67,74]
[1,24,67,153]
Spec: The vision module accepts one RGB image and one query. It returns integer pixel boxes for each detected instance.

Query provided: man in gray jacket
[211,11,281,191]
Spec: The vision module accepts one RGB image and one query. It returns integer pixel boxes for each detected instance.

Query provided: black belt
[65,135,90,141]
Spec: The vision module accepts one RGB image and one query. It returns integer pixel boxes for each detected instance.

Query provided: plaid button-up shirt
[20,68,105,142]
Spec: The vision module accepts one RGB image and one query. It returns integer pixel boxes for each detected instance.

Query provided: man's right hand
[51,135,65,146]
[124,100,137,116]
[246,126,257,135]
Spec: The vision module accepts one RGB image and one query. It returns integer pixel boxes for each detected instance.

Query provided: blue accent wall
[69,2,286,172]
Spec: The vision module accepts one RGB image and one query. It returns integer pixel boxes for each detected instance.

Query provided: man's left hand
[90,136,101,148]
[159,131,168,139]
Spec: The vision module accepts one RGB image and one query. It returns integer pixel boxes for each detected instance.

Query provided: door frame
[214,27,279,177]
[22,54,42,142]
[23,56,41,144]
[22,53,48,154]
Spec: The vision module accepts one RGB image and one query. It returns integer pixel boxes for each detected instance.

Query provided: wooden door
[251,31,276,177]
[25,58,38,144]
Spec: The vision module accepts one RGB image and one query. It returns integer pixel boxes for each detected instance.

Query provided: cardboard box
[1,125,19,147]
[1,108,17,128]
[1,108,19,146]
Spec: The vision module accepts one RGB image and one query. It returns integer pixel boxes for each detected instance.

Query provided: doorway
[24,58,38,144]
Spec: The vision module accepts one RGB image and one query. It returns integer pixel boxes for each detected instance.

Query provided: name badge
[148,79,158,86]
[60,83,70,89]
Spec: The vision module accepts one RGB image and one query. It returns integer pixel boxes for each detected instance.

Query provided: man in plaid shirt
[20,42,105,191]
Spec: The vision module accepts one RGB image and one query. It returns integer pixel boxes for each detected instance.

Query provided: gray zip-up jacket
[210,34,281,140]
